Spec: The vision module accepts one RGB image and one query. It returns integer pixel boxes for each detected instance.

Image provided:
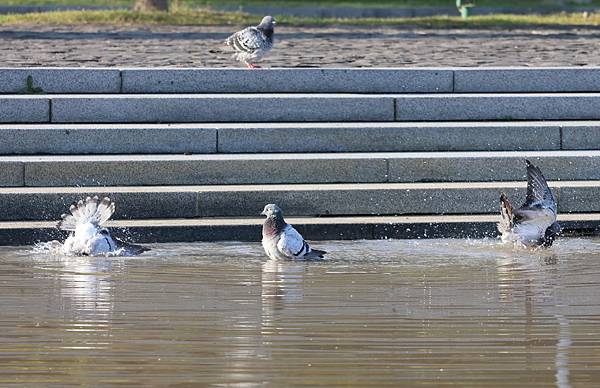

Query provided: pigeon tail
[114,237,152,255]
[305,248,327,260]
[541,222,561,247]
[498,192,515,234]
[57,196,115,231]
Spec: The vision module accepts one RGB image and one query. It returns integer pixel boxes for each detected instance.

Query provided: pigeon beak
[260,210,266,216]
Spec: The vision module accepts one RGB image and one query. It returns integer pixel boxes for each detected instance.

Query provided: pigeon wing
[57,196,115,231]
[277,225,310,259]
[523,160,556,208]
[227,27,265,53]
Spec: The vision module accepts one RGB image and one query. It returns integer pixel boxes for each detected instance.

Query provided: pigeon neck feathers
[258,26,274,40]
[256,18,274,39]
[263,214,286,238]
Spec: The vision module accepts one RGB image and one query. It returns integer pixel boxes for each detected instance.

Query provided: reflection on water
[1,238,600,386]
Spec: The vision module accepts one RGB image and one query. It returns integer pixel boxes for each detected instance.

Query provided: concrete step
[3,151,600,187]
[4,67,600,94]
[0,151,599,187]
[396,93,600,121]
[3,94,395,123]
[122,67,600,93]
[5,121,597,155]
[0,181,598,221]
[1,213,598,246]
[6,93,600,123]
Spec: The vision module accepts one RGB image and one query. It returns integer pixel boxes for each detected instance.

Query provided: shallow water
[1,238,600,387]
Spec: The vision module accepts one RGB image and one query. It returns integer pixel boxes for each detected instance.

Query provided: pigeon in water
[498,160,561,248]
[225,15,275,68]
[261,204,326,260]
[57,196,148,256]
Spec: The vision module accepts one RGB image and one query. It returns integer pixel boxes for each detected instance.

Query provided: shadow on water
[1,237,599,386]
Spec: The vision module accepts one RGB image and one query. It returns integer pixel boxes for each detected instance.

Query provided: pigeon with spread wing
[498,160,560,248]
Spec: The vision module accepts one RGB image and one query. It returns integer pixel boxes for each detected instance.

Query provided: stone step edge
[3,149,600,161]
[2,214,598,246]
[3,180,600,194]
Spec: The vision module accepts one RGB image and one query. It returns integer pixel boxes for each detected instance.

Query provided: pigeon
[225,15,275,68]
[57,196,148,256]
[261,204,326,260]
[498,160,561,248]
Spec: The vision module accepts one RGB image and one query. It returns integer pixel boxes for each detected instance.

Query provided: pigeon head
[262,204,286,237]
[257,15,276,33]
[261,203,283,218]
[259,15,275,27]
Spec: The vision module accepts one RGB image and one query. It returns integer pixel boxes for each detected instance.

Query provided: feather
[55,196,145,256]
[261,204,327,260]
[524,159,556,208]
[497,192,514,236]
[225,16,275,66]
[57,196,115,231]
[498,160,559,247]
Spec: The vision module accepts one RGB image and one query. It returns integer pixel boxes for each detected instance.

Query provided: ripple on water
[0,237,600,386]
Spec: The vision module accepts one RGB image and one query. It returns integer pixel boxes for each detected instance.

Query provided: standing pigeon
[225,15,275,68]
[58,196,148,256]
[498,160,561,248]
[261,204,326,260]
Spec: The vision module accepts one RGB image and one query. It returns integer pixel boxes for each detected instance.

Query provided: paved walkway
[0,25,598,67]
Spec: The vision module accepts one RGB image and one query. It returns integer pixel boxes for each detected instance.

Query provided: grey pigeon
[498,160,560,248]
[261,204,326,260]
[58,196,149,256]
[225,16,275,68]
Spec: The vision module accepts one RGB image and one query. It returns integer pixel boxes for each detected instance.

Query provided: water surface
[1,238,600,386]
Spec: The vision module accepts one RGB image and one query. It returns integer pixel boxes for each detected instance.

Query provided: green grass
[0,9,251,24]
[3,0,600,9]
[0,0,130,5]
[197,0,600,8]
[2,8,600,27]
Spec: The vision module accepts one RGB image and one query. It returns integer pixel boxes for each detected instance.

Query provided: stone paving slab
[50,95,394,123]
[121,68,453,93]
[1,26,599,68]
[1,151,598,186]
[0,188,197,221]
[0,68,120,94]
[0,162,23,187]
[0,121,570,154]
[196,183,527,217]
[216,122,562,153]
[0,97,49,123]
[0,124,217,154]
[561,123,600,150]
[4,67,600,94]
[454,68,600,93]
[387,151,600,183]
[396,94,600,121]
[19,155,388,186]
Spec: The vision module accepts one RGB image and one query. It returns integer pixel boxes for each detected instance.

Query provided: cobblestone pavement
[0,24,599,67]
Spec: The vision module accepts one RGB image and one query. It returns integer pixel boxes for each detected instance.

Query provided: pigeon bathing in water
[498,160,561,248]
[225,16,275,68]
[261,204,327,260]
[58,196,148,256]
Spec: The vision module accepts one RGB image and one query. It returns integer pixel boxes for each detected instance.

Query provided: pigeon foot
[246,63,261,69]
